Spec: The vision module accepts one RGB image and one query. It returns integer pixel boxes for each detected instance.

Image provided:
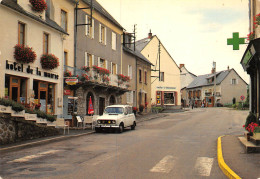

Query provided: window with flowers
[29,0,47,13]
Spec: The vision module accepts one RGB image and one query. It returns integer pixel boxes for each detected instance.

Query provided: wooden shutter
[99,24,101,43]
[104,27,107,45]
[92,19,94,39]
[92,55,94,66]
[98,57,100,67]
[85,52,88,66]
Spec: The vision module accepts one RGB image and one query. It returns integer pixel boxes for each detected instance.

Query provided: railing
[205,92,212,96]
[64,66,129,89]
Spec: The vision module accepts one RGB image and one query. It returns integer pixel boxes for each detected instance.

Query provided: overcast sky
[98,0,249,83]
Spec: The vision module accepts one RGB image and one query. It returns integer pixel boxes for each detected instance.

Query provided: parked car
[95,105,136,133]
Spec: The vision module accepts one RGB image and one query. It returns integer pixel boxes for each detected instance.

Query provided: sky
[98,0,250,83]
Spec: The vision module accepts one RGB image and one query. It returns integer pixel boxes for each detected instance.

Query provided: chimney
[148,29,152,39]
[227,66,230,71]
[211,68,215,74]
[180,64,185,69]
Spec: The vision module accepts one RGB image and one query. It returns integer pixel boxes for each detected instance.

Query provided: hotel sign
[6,60,59,79]
[65,78,78,85]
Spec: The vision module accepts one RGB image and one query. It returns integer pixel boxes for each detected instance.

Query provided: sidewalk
[219,135,260,179]
[0,112,167,153]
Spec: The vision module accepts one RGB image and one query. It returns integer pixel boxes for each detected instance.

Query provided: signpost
[227,32,246,50]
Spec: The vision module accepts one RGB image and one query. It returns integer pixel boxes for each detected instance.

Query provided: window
[99,58,106,68]
[128,65,132,79]
[139,69,142,83]
[164,92,175,105]
[112,32,116,50]
[64,51,68,70]
[85,53,93,67]
[18,22,25,45]
[43,33,49,54]
[85,15,94,38]
[159,72,164,81]
[111,63,117,74]
[231,79,237,85]
[144,71,147,84]
[61,10,67,32]
[99,24,106,44]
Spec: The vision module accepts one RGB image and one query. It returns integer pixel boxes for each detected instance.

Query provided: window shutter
[110,62,113,73]
[104,27,107,45]
[230,79,232,84]
[92,19,94,39]
[116,64,118,74]
[127,92,130,103]
[92,55,94,66]
[85,15,88,36]
[99,24,101,43]
[85,52,88,66]
[131,91,133,103]
[105,60,108,69]
[128,65,130,77]
[98,57,100,67]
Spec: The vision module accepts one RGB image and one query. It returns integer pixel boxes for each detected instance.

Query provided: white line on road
[194,157,214,177]
[150,155,175,173]
[8,150,60,163]
[91,152,120,166]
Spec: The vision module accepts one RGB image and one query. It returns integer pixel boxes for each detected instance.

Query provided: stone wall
[0,114,60,145]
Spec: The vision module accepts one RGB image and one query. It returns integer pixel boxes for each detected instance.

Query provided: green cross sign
[227,32,245,50]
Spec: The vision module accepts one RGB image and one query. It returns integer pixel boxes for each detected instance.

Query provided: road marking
[150,155,175,173]
[194,157,214,176]
[8,150,60,163]
[90,152,120,166]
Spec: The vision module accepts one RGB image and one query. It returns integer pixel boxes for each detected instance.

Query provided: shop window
[164,92,175,105]
[33,80,55,114]
[5,75,27,103]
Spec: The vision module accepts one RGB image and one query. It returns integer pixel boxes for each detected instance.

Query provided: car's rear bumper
[95,125,119,128]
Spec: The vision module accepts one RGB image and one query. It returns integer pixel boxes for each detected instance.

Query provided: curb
[217,136,241,179]
[0,131,95,153]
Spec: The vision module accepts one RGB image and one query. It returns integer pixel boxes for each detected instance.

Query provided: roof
[181,66,197,77]
[123,46,153,65]
[83,0,124,30]
[135,37,152,52]
[187,70,230,89]
[1,0,68,35]
[136,35,180,71]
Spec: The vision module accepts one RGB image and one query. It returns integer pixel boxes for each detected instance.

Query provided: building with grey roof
[186,67,248,107]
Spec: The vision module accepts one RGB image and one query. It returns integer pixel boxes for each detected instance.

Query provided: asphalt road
[0,107,248,179]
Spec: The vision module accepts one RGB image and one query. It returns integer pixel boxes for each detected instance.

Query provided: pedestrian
[191,100,194,109]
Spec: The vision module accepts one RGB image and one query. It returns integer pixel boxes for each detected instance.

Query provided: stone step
[238,136,260,153]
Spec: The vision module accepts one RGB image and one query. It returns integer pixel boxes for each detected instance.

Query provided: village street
[0,108,248,179]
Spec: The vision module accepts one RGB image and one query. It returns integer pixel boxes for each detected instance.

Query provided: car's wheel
[131,122,136,130]
[118,123,124,133]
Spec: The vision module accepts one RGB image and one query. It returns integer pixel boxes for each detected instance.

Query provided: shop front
[156,91,178,106]
[5,75,27,103]
[241,38,260,118]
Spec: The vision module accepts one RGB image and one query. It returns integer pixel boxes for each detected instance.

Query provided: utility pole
[213,61,216,107]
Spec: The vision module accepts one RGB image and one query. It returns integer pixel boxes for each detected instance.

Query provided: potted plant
[81,66,90,72]
[40,54,59,70]
[247,31,255,41]
[139,104,144,113]
[14,44,36,63]
[64,70,72,77]
[29,0,47,13]
[253,126,260,140]
[255,13,260,26]
[132,107,137,116]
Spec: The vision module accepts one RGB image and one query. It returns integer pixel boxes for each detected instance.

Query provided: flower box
[29,0,47,13]
[14,44,36,63]
[0,105,12,114]
[253,132,260,140]
[40,54,59,70]
[11,110,25,117]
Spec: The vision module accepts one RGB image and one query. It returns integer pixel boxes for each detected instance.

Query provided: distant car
[95,105,136,133]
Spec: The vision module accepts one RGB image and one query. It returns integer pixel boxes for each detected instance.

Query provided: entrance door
[10,76,21,102]
[99,97,105,115]
[38,82,48,112]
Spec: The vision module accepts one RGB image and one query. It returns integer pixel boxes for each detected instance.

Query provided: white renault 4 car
[95,105,136,133]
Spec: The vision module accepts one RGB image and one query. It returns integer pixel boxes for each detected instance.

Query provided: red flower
[29,0,47,13]
[40,54,59,70]
[14,44,36,63]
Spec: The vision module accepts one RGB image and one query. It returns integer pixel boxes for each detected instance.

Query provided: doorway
[99,97,105,115]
